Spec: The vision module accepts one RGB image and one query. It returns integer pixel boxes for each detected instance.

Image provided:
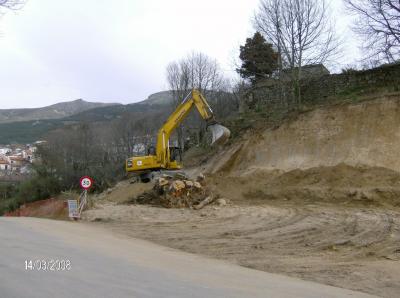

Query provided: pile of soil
[270,163,400,188]
[208,163,400,207]
[129,174,222,209]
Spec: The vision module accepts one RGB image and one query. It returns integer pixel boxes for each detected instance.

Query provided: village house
[9,155,24,168]
[22,149,34,162]
[0,143,39,174]
[0,148,11,155]
[0,155,11,171]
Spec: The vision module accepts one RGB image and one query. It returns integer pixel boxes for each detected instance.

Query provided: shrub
[0,166,61,215]
[15,175,61,204]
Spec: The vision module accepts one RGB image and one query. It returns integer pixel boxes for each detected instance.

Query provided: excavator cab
[170,147,182,162]
[147,145,156,156]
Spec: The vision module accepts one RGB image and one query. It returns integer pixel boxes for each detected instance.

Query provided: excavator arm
[156,89,216,166]
[126,89,230,180]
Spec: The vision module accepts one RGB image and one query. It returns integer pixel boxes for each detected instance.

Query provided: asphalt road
[0,217,376,298]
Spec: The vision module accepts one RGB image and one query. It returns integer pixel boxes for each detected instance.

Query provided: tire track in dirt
[84,203,400,298]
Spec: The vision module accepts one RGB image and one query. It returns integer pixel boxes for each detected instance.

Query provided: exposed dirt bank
[202,94,400,175]
[4,198,68,219]
[208,164,400,208]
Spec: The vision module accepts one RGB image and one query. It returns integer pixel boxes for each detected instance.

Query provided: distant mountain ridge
[0,91,194,143]
[141,91,174,105]
[0,99,120,123]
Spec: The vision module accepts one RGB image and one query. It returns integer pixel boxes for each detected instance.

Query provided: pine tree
[237,32,279,83]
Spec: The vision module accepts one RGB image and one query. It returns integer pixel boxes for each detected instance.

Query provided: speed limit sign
[79,176,93,190]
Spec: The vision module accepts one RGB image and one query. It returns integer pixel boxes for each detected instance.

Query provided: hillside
[140,91,174,105]
[204,93,400,176]
[65,100,171,122]
[0,94,172,144]
[0,99,120,124]
[0,119,63,144]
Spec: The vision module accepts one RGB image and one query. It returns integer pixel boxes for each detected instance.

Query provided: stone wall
[242,62,400,111]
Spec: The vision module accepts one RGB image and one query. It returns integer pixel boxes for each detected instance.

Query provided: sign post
[68,176,93,220]
[78,176,93,216]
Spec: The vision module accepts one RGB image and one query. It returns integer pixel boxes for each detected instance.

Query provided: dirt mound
[94,180,153,204]
[129,175,220,209]
[203,94,400,176]
[269,163,400,188]
[265,164,400,205]
[193,95,400,206]
[208,164,400,207]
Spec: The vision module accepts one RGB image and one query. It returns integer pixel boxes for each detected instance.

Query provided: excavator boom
[126,89,230,181]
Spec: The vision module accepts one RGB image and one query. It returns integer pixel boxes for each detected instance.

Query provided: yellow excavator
[125,89,230,182]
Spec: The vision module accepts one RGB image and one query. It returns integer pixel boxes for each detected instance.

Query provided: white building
[22,149,34,162]
[0,148,11,155]
[0,155,11,171]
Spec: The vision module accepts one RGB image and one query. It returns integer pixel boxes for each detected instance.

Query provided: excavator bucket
[209,123,231,146]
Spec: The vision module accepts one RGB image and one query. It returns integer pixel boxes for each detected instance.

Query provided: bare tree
[254,0,340,105]
[166,60,191,107]
[166,52,225,149]
[0,0,25,11]
[166,52,224,100]
[186,52,224,96]
[345,0,400,62]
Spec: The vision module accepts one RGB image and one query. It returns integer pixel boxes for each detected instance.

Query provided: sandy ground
[1,217,376,298]
[83,175,400,298]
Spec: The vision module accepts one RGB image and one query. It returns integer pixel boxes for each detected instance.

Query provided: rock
[172,180,186,191]
[106,188,113,194]
[194,196,215,210]
[158,177,169,186]
[184,180,194,187]
[216,198,227,207]
[197,173,205,182]
[193,182,202,189]
[174,172,187,180]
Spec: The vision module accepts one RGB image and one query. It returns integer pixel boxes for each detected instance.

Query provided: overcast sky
[0,0,360,109]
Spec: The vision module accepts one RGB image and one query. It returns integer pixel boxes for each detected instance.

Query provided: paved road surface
[0,217,376,298]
